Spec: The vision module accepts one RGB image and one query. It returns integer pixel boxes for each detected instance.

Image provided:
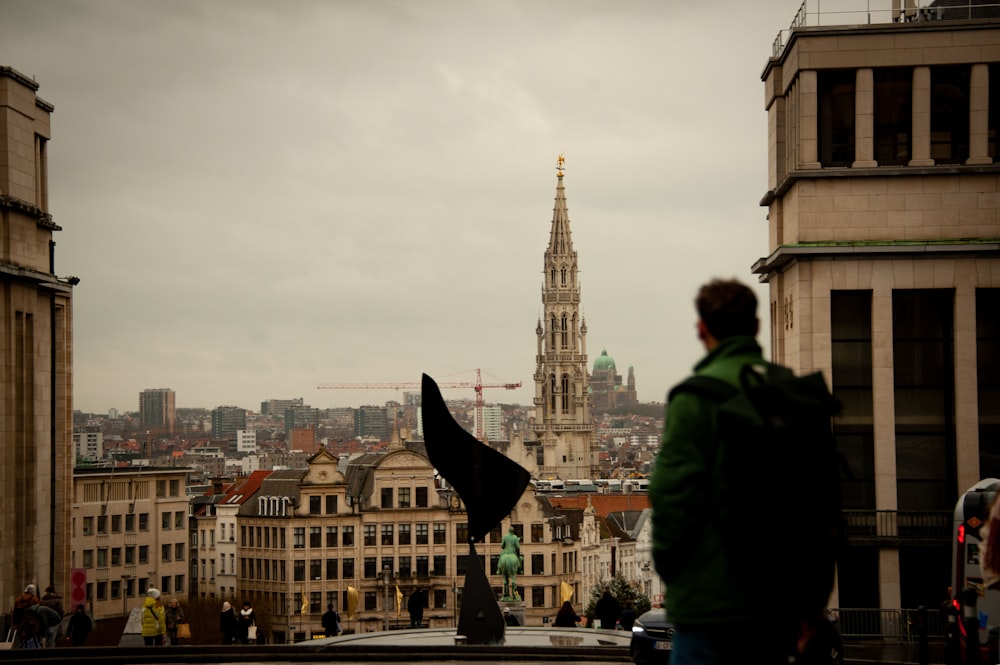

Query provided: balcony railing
[773,0,1000,57]
[842,509,952,544]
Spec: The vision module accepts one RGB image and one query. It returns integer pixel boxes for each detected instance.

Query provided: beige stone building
[0,66,74,616]
[217,446,582,642]
[757,2,1000,610]
[70,467,191,619]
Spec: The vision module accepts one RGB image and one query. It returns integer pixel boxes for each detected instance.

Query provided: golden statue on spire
[557,154,565,177]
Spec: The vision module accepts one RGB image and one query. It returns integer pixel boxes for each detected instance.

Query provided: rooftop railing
[773,0,1000,57]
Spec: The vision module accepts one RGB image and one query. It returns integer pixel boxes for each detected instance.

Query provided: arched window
[550,374,557,412]
[561,374,570,413]
[561,267,567,285]
[561,314,568,348]
[550,316,557,349]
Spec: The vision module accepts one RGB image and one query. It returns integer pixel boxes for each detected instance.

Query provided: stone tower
[531,157,597,479]
[0,66,74,607]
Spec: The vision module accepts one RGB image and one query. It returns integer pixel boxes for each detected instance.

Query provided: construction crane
[318,369,522,441]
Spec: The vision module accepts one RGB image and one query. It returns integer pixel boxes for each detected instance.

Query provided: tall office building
[530,157,598,479]
[473,404,502,442]
[211,405,247,439]
[0,67,74,610]
[757,3,1000,610]
[139,388,176,434]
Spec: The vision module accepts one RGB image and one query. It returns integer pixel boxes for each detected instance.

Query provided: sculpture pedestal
[500,600,526,627]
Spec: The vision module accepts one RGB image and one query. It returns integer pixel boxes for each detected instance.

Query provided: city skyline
[0,1,792,414]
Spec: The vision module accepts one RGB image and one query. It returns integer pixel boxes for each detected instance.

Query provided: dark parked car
[630,608,674,664]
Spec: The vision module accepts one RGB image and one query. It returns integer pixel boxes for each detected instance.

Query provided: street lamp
[382,565,391,631]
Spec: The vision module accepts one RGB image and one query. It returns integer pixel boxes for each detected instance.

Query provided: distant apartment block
[211,405,247,439]
[139,388,176,434]
[73,425,104,462]
[260,397,304,416]
[474,404,502,441]
[354,405,388,439]
[236,429,257,454]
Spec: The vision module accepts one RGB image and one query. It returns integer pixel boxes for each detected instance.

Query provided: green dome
[593,349,616,371]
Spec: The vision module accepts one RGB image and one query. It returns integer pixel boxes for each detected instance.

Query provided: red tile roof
[546,494,650,516]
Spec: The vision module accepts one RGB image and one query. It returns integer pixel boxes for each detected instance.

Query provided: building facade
[530,158,599,480]
[139,388,176,435]
[211,405,247,439]
[74,425,104,463]
[0,66,74,616]
[758,3,1000,610]
[71,467,191,619]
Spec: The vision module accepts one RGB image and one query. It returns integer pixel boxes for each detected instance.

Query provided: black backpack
[669,361,846,616]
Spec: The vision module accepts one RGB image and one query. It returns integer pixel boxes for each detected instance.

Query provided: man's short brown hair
[695,279,758,341]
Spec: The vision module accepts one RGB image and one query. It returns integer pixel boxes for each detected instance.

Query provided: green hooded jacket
[649,335,765,626]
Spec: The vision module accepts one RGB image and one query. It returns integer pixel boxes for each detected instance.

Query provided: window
[161,544,171,562]
[433,523,446,544]
[893,289,956,510]
[489,525,502,543]
[512,524,524,540]
[455,523,469,544]
[434,589,447,609]
[977,289,1000,478]
[175,511,185,529]
[82,550,93,568]
[532,586,545,607]
[161,576,172,594]
[364,557,377,578]
[294,560,305,582]
[175,543,185,560]
[111,580,121,600]
[381,557,393,575]
[139,513,149,531]
[326,495,337,514]
[416,555,429,577]
[531,553,544,575]
[309,495,322,515]
[381,487,393,508]
[326,526,338,548]
[433,555,446,576]
[96,581,107,601]
[125,545,136,565]
[170,479,180,496]
[97,548,107,567]
[930,65,970,164]
[398,524,411,545]
[310,591,322,614]
[342,526,354,547]
[415,487,428,507]
[139,545,149,564]
[364,591,377,611]
[416,523,428,545]
[398,487,411,508]
[157,480,167,497]
[818,69,856,167]
[381,524,394,546]
[311,559,322,581]
[399,557,412,578]
[125,514,135,532]
[531,523,544,543]
[343,558,355,579]
[98,515,107,534]
[111,514,122,533]
[294,527,305,549]
[874,67,912,166]
[174,575,184,593]
[364,525,376,546]
[161,513,171,530]
[327,558,338,580]
[310,527,322,548]
[82,516,93,536]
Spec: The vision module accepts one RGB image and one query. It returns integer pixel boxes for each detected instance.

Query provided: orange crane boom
[318,369,522,441]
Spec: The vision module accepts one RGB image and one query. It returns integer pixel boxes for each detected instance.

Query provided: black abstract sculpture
[420,373,531,644]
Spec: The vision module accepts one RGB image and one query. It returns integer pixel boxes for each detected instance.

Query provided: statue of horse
[497,527,523,600]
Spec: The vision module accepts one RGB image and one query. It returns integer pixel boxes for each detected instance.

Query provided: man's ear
[697,320,708,342]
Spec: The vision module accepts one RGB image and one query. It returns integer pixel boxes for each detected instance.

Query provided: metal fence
[832,608,947,642]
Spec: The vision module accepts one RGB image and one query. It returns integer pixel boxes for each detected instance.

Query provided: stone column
[800,70,821,169]
[909,66,934,166]
[967,63,992,165]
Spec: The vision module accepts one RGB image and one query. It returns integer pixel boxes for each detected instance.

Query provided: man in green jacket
[650,279,787,664]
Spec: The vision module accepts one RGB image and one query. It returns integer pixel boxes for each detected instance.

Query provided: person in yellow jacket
[141,588,166,646]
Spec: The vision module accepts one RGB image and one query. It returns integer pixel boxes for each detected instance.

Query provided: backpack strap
[668,374,738,404]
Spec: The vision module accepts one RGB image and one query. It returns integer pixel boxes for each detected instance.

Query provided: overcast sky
[2,0,803,414]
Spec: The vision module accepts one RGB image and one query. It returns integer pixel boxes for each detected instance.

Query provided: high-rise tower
[531,157,598,479]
